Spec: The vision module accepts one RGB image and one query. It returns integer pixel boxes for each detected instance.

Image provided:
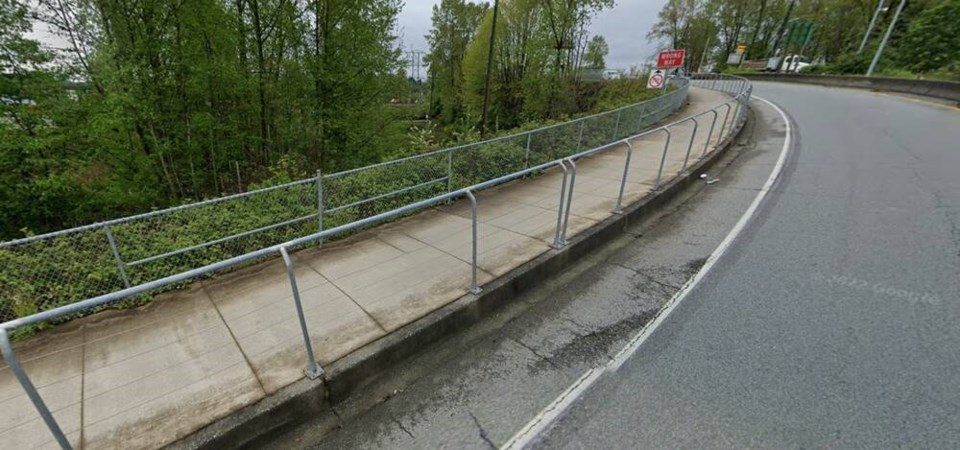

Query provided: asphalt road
[538,84,960,448]
[265,84,960,449]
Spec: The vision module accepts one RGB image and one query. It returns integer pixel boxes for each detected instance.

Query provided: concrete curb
[168,102,750,450]
[742,73,960,102]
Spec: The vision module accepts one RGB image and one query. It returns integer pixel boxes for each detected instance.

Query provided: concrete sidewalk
[0,87,736,450]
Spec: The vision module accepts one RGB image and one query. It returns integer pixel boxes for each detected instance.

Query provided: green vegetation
[0,0,636,243]
[0,82,680,337]
[2,0,685,332]
[801,0,960,81]
[649,0,959,81]
[424,0,616,135]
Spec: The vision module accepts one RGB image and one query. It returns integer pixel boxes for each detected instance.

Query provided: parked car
[602,70,622,80]
[766,55,813,73]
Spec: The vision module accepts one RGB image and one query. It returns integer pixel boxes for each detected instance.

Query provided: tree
[583,34,609,69]
[425,0,488,124]
[541,0,614,77]
[896,0,960,72]
[647,0,698,51]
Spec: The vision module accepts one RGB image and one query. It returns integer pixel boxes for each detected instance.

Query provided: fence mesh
[0,228,126,322]
[0,80,694,324]
[113,179,319,286]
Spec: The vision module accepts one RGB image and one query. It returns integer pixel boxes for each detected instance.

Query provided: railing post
[552,161,569,249]
[279,247,324,380]
[447,150,454,192]
[576,120,586,152]
[524,133,532,169]
[654,128,673,190]
[615,140,634,215]
[638,103,647,132]
[465,190,482,295]
[702,109,719,157]
[681,117,699,174]
[0,329,73,450]
[719,103,732,142]
[316,170,324,246]
[613,109,622,140]
[737,95,747,127]
[561,158,577,244]
[103,225,131,289]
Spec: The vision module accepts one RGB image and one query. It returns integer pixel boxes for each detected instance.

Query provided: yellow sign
[736,44,747,54]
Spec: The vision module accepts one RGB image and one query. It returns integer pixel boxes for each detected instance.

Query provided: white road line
[501,96,793,450]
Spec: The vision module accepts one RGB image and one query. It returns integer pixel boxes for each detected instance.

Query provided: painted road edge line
[607,95,791,371]
[501,95,794,450]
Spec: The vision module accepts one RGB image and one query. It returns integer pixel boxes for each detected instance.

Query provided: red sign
[657,49,686,69]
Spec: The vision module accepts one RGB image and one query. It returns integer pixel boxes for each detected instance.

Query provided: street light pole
[867,0,906,76]
[857,0,886,55]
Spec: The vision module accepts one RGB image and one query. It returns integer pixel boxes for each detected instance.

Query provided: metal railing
[0,74,752,450]
[0,80,689,325]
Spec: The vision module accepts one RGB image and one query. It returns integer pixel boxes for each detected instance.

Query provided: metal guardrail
[0,74,752,450]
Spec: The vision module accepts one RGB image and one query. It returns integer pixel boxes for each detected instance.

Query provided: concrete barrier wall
[743,73,960,102]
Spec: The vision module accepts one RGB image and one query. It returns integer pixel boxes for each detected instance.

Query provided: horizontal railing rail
[1,74,752,450]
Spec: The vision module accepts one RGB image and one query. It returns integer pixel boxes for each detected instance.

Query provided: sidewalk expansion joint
[201,283,267,394]
[394,226,497,280]
[295,253,389,333]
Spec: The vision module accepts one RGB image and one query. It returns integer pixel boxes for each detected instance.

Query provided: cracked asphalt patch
[259,99,784,450]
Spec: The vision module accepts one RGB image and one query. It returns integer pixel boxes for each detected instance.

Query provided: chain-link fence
[0,80,690,324]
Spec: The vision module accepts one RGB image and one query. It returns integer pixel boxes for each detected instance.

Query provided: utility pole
[858,0,886,55]
[769,0,797,72]
[699,34,712,72]
[746,0,769,60]
[480,0,499,138]
[867,0,905,76]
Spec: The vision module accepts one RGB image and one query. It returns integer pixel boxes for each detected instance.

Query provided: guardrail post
[0,329,73,450]
[316,170,324,246]
[464,190,482,295]
[681,117,700,174]
[703,109,719,157]
[279,247,324,380]
[654,128,673,190]
[561,158,577,244]
[552,161,569,249]
[615,140,634,215]
[103,225,131,289]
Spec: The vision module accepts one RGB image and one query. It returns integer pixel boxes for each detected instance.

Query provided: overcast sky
[396,0,669,72]
[29,0,669,72]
